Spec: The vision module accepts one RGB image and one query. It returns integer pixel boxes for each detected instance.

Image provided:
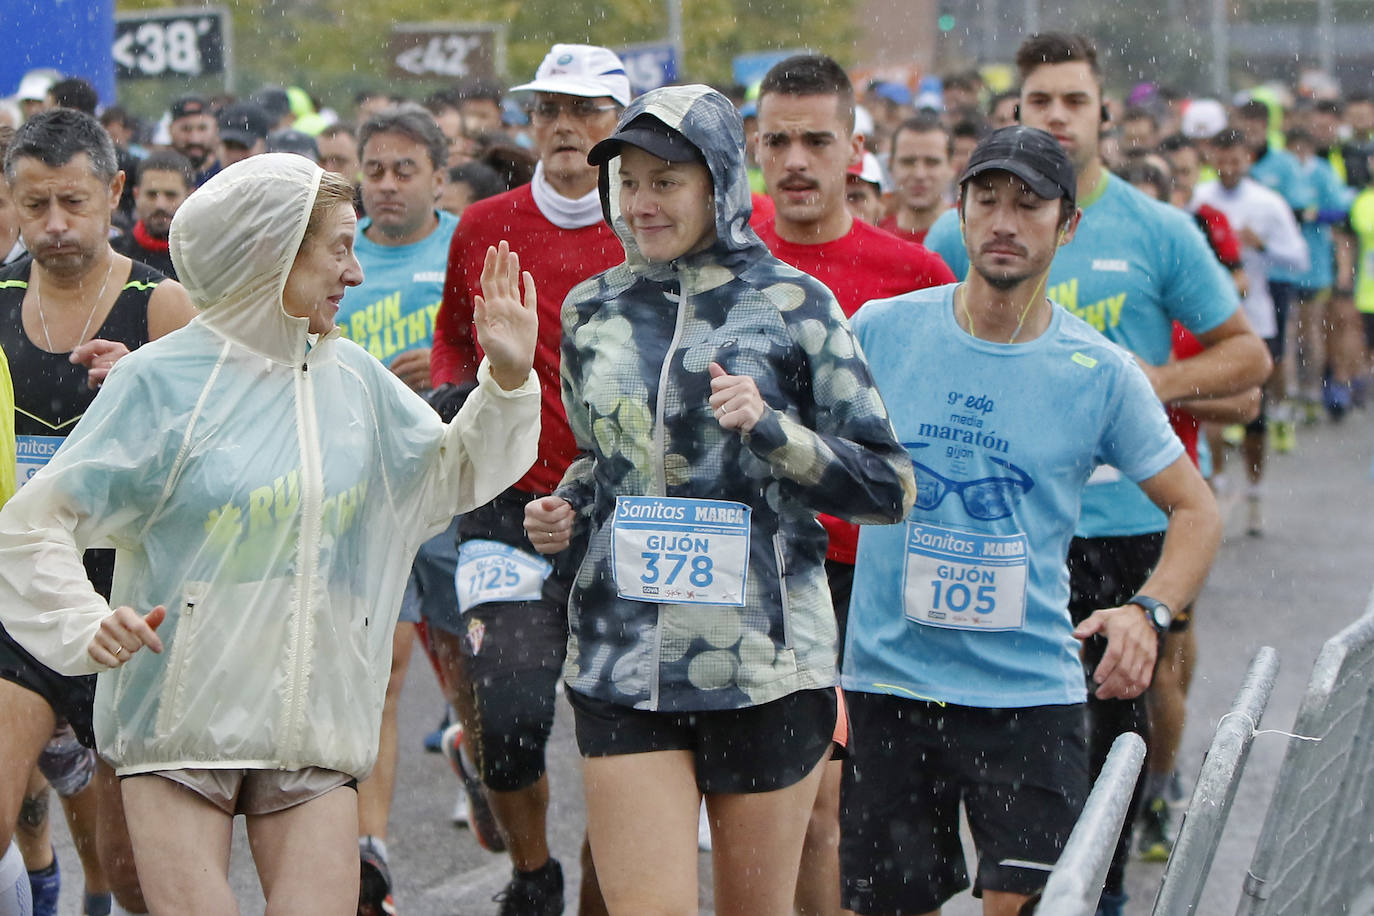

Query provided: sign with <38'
[388,24,505,81]
[113,7,229,81]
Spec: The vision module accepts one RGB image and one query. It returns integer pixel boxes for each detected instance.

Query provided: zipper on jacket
[648,267,689,709]
[282,355,326,759]
[773,534,793,649]
[153,585,205,737]
[651,266,690,498]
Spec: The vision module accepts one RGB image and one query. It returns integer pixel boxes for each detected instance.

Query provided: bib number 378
[611,496,750,606]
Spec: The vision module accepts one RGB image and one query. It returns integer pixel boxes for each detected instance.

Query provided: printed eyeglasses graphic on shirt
[528,100,619,123]
[903,442,1034,520]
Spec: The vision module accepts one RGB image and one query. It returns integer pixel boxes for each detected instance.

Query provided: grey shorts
[400,518,461,627]
[149,766,356,817]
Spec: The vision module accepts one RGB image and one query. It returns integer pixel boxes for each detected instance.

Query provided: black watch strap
[1130,594,1172,632]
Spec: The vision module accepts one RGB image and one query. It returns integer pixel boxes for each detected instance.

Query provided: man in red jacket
[429,43,629,916]
[750,53,954,916]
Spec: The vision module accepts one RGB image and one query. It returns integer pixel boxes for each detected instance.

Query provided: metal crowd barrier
[1152,647,1280,915]
[1235,608,1374,916]
[1039,732,1147,916]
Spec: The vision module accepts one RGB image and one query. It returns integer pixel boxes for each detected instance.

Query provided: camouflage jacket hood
[557,85,916,712]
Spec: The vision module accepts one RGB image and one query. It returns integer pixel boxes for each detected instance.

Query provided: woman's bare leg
[247,786,359,916]
[120,775,235,916]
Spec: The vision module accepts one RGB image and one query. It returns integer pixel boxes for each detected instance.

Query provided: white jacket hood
[170,153,322,364]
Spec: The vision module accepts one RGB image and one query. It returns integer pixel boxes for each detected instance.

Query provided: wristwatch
[1130,594,1173,633]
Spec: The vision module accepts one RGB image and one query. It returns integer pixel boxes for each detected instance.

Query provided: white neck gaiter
[530,161,603,229]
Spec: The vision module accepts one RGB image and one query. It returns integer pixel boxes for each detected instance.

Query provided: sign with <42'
[114,7,229,80]
[388,24,505,81]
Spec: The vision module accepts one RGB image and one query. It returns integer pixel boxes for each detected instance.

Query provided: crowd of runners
[0,24,1370,916]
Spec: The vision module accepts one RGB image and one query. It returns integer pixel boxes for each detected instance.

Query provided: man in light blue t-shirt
[841,124,1221,916]
[923,33,1271,912]
[343,104,460,913]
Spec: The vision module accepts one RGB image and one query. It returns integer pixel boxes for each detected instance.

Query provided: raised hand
[474,241,538,391]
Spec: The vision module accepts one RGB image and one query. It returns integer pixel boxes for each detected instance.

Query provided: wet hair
[474,138,537,190]
[890,114,953,160]
[99,105,137,132]
[1236,100,1270,123]
[358,104,448,170]
[1157,133,1194,155]
[1122,106,1158,128]
[1016,32,1101,83]
[987,89,1018,117]
[319,122,356,142]
[423,89,462,116]
[301,170,357,250]
[447,161,505,202]
[951,117,986,144]
[758,54,856,132]
[1285,127,1316,149]
[1211,127,1249,150]
[135,149,194,188]
[3,108,118,183]
[49,78,99,115]
[455,78,505,104]
[1116,160,1170,202]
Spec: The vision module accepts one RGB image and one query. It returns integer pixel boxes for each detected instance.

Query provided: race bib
[16,436,64,489]
[611,496,750,606]
[455,539,552,613]
[901,522,1028,631]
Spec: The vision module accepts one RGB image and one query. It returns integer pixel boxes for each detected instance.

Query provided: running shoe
[1136,796,1175,863]
[422,706,452,753]
[1269,419,1297,454]
[451,783,470,825]
[1246,492,1263,537]
[1324,380,1352,422]
[441,722,506,852]
[1220,423,1245,447]
[493,858,563,916]
[357,842,397,916]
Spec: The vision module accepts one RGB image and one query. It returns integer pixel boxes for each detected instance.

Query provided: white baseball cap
[1181,99,1227,140]
[16,70,58,103]
[848,152,889,192]
[511,44,632,108]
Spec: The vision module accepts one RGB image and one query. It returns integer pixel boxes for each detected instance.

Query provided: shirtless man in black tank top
[0,109,194,916]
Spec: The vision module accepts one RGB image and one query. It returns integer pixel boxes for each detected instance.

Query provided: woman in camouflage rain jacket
[522,82,916,912]
[546,83,915,713]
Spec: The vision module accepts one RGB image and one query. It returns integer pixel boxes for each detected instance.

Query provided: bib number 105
[927,580,995,614]
[640,552,714,587]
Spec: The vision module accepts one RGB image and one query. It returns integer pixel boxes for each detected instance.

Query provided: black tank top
[0,258,160,437]
[0,258,163,599]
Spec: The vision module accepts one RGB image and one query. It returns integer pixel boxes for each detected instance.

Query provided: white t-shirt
[1193,177,1309,338]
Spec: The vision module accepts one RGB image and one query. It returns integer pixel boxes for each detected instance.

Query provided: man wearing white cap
[430,43,629,916]
[14,70,57,122]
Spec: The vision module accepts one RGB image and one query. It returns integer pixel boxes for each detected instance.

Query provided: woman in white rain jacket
[0,153,540,913]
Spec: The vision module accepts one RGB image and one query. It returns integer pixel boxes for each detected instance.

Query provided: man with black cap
[215,101,270,169]
[167,94,219,186]
[838,126,1222,916]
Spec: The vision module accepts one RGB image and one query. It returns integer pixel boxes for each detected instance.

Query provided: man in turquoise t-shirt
[343,104,460,914]
[842,124,1221,916]
[925,33,1270,914]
